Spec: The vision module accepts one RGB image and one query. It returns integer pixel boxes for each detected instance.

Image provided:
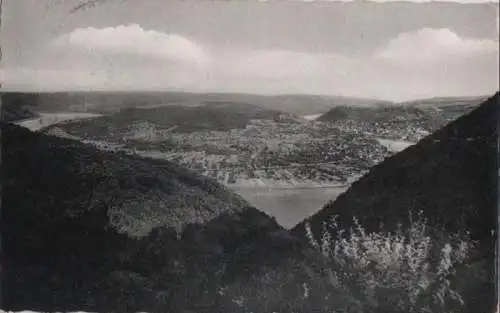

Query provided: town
[44,101,465,188]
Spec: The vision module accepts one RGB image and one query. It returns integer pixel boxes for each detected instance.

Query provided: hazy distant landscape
[7,91,484,228]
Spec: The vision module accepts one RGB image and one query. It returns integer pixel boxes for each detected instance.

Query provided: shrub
[304,210,473,313]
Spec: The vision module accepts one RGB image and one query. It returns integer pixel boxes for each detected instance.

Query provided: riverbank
[375,137,415,153]
[13,112,102,132]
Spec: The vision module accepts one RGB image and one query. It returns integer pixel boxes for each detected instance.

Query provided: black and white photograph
[0,0,499,312]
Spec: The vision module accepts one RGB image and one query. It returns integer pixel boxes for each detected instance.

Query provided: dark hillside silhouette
[293,92,499,313]
[1,123,336,313]
[1,93,39,122]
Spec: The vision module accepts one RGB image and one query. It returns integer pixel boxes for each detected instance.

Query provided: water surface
[233,185,348,229]
[375,138,415,153]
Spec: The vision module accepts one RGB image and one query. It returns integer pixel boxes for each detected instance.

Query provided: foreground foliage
[304,212,473,313]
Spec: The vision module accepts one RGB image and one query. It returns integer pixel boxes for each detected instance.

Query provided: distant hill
[399,95,489,108]
[1,91,391,116]
[50,101,297,141]
[317,105,433,123]
[293,92,499,313]
[254,94,393,115]
[400,95,488,123]
[317,95,487,125]
[1,123,343,313]
[316,104,447,139]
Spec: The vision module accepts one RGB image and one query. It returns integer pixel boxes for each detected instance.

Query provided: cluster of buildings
[332,119,431,142]
[123,119,394,186]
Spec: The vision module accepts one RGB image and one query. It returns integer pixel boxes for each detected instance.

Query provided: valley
[17,94,481,228]
[3,91,495,313]
[2,1,497,311]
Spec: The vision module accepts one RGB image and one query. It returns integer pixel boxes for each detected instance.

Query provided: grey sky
[1,0,498,101]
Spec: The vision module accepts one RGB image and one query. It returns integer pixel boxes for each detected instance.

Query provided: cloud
[3,25,498,101]
[53,24,210,66]
[375,28,498,62]
[210,28,498,99]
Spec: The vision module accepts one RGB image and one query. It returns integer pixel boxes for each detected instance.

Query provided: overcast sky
[1,0,498,101]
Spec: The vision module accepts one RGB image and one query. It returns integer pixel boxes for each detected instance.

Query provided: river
[13,112,102,132]
[233,138,417,228]
[232,185,348,229]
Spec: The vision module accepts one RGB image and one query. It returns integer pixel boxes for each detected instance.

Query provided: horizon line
[1,88,496,104]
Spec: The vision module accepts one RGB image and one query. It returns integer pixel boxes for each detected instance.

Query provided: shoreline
[229,182,351,190]
[13,112,103,132]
